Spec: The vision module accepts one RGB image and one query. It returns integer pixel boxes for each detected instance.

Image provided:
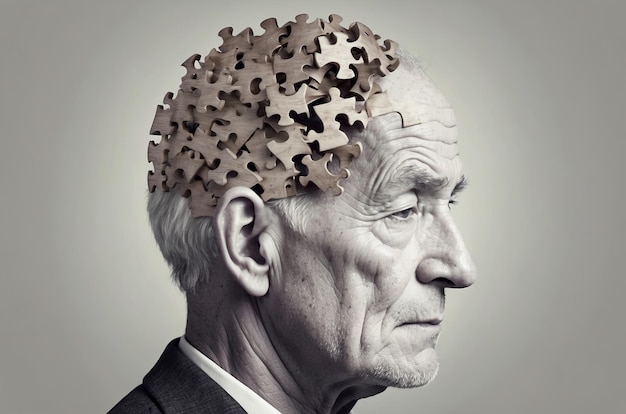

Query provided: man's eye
[390,207,415,220]
[448,198,459,209]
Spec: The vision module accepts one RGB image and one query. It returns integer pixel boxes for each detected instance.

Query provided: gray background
[1,0,624,413]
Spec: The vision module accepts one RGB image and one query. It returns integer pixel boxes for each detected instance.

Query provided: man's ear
[214,187,273,297]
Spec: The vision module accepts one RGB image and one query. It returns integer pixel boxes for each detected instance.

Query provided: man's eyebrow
[386,166,448,193]
[384,166,469,197]
[452,175,469,197]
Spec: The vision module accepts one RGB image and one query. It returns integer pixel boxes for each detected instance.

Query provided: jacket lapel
[143,338,247,414]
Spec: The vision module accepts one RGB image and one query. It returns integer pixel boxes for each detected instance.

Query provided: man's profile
[110,13,476,414]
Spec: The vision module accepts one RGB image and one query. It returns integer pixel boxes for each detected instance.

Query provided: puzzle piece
[365,90,397,121]
[315,32,362,79]
[241,125,306,199]
[273,48,315,95]
[150,91,196,135]
[204,147,262,187]
[206,180,227,201]
[314,21,398,86]
[210,100,264,152]
[191,105,227,135]
[147,171,168,193]
[217,161,263,190]
[380,39,400,73]
[299,152,348,196]
[232,56,276,103]
[349,60,384,100]
[197,70,240,111]
[303,70,339,102]
[266,128,311,172]
[147,128,195,191]
[256,162,299,201]
[178,179,219,218]
[321,14,349,36]
[242,128,279,170]
[147,148,168,193]
[332,143,362,169]
[205,48,239,78]
[281,14,325,54]
[247,17,288,60]
[180,54,213,83]
[180,127,223,168]
[150,104,176,136]
[265,83,310,126]
[302,65,331,88]
[218,26,253,53]
[305,121,346,152]
[165,150,205,190]
[306,87,369,151]
[181,69,240,112]
[171,150,205,183]
[350,22,399,75]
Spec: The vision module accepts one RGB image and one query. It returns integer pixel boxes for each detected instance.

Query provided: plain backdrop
[1,1,624,413]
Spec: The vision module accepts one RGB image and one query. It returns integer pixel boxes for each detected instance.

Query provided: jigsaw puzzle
[148,14,402,217]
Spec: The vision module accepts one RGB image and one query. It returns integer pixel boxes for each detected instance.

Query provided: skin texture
[186,64,477,414]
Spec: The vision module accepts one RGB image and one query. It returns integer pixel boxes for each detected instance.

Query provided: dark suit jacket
[108,338,247,414]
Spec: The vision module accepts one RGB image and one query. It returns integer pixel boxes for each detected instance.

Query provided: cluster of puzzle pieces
[148,14,400,217]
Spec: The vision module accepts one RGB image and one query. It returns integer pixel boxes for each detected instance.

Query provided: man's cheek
[349,240,404,296]
[371,219,414,249]
[351,237,419,306]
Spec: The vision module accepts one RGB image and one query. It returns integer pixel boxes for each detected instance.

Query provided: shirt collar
[179,335,282,414]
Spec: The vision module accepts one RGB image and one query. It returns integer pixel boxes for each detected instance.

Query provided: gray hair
[147,189,312,292]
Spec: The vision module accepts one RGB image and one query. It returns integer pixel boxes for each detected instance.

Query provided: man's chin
[369,348,440,388]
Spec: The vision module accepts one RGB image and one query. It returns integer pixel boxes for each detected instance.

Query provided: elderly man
[110,14,476,414]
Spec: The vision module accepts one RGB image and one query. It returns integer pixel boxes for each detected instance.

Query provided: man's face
[262,65,477,389]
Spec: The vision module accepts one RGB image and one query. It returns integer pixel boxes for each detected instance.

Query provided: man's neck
[185,293,384,414]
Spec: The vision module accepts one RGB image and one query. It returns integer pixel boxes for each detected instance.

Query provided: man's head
[147,14,476,411]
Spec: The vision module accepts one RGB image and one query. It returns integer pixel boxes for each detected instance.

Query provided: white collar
[179,335,282,414]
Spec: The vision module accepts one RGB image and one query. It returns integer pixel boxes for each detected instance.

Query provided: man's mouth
[400,318,443,327]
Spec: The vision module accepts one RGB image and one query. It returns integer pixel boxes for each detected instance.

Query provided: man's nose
[415,213,477,288]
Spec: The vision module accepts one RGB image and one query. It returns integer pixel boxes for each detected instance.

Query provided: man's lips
[400,317,443,327]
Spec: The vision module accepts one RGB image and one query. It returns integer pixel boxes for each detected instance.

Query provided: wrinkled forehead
[347,66,461,192]
[360,65,456,153]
